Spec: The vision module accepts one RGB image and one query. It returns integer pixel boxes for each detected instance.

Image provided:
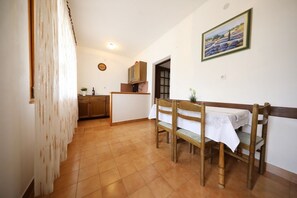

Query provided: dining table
[148,103,251,188]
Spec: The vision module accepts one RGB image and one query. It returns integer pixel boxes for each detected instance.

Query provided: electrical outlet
[220,74,226,80]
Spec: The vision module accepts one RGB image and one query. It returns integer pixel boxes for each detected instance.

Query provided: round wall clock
[98,63,107,71]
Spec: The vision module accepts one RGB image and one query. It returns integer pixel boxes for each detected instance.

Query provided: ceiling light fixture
[107,42,117,50]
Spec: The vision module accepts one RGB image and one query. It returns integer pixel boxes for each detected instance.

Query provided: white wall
[0,0,35,197]
[134,0,297,174]
[77,46,133,95]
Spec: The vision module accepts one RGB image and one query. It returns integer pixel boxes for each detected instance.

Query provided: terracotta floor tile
[76,175,101,198]
[167,191,186,198]
[100,168,121,187]
[114,153,132,166]
[133,157,151,171]
[81,144,96,152]
[138,165,160,184]
[96,145,111,154]
[79,164,99,182]
[148,177,173,198]
[97,151,114,162]
[122,172,146,194]
[65,152,81,163]
[54,170,78,191]
[144,151,164,163]
[121,140,133,146]
[127,151,140,159]
[50,184,77,198]
[153,159,174,174]
[81,149,98,159]
[174,166,196,181]
[80,156,98,169]
[251,176,290,198]
[109,138,122,145]
[101,180,128,198]
[112,149,127,158]
[163,168,188,190]
[83,189,102,198]
[110,142,122,149]
[175,178,205,198]
[60,159,80,175]
[120,146,133,155]
[84,126,96,133]
[117,162,137,178]
[128,186,155,198]
[96,141,109,148]
[98,159,117,173]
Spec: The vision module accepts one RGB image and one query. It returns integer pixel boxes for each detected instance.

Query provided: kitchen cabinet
[78,97,90,118]
[128,61,147,84]
[78,95,110,119]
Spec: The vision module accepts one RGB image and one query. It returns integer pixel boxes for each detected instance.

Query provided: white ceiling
[68,0,207,58]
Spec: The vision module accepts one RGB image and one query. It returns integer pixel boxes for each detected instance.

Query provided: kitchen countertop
[111,92,150,95]
[78,94,110,96]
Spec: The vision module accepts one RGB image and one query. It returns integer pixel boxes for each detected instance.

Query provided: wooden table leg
[218,142,225,188]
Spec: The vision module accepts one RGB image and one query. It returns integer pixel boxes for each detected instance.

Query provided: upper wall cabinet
[128,61,147,84]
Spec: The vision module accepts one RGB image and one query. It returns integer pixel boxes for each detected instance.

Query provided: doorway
[155,59,170,99]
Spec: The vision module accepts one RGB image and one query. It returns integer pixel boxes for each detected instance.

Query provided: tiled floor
[45,118,296,198]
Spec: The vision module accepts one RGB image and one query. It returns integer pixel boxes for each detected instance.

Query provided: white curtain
[34,0,78,195]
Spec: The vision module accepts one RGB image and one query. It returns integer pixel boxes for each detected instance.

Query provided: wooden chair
[226,102,271,189]
[155,98,174,161]
[172,100,214,186]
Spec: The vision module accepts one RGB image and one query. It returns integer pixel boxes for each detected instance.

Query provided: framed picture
[201,9,252,61]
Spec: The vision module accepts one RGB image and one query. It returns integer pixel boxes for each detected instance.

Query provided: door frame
[152,57,171,103]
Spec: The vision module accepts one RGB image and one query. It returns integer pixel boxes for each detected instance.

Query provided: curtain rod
[66,0,77,45]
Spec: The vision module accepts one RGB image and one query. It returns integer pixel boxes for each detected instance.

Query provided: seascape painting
[201,9,252,61]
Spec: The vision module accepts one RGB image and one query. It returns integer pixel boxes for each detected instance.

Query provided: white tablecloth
[148,104,250,152]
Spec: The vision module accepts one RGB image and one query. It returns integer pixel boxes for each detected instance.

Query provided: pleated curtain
[34,0,78,195]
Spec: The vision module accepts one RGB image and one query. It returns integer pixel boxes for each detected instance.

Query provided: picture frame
[201,9,252,61]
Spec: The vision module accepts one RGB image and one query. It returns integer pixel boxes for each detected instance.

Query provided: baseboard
[111,118,149,126]
[248,156,297,184]
[242,149,297,184]
[222,147,297,184]
[251,157,297,184]
[265,163,297,184]
[22,179,34,198]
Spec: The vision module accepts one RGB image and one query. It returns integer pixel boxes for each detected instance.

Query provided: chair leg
[170,133,174,161]
[156,128,159,148]
[173,134,177,163]
[247,152,255,189]
[200,147,205,186]
[189,143,192,153]
[166,132,169,143]
[259,145,266,174]
[236,147,243,157]
[189,143,195,154]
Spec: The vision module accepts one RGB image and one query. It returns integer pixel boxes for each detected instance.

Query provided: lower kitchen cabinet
[78,95,110,119]
[78,97,90,118]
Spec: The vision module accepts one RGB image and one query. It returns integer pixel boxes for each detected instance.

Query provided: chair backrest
[156,98,173,122]
[250,102,271,150]
[173,100,206,144]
